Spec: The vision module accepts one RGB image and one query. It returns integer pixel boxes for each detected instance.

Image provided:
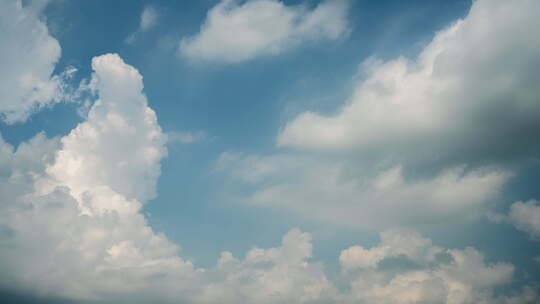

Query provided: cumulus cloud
[46,54,168,204]
[179,0,350,63]
[493,200,540,241]
[216,0,540,228]
[195,228,336,303]
[126,5,159,44]
[278,0,540,170]
[0,54,197,302]
[338,229,535,304]
[0,52,535,303]
[217,152,510,228]
[0,0,69,123]
[1,0,538,301]
[0,53,331,303]
[488,199,540,244]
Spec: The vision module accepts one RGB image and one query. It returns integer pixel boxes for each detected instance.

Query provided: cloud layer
[179,0,350,63]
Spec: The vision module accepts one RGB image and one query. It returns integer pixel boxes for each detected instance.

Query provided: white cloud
[195,228,336,303]
[0,52,535,303]
[126,5,159,44]
[488,200,540,241]
[339,229,442,270]
[278,0,540,170]
[340,229,521,304]
[0,0,66,123]
[45,54,168,205]
[0,53,333,303]
[218,152,510,228]
[506,200,540,240]
[179,0,350,63]
[217,0,540,228]
[0,54,198,301]
[0,1,538,300]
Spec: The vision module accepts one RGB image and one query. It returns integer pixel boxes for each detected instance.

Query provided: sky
[1,0,540,303]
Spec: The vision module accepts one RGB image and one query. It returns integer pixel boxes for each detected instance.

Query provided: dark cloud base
[0,290,79,304]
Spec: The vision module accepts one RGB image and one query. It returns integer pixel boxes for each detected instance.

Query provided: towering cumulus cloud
[0,0,65,123]
[0,54,198,302]
[0,53,332,303]
[179,0,350,63]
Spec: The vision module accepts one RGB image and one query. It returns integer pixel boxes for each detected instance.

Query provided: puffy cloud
[0,54,198,302]
[0,1,537,300]
[339,230,442,270]
[339,230,522,304]
[504,200,540,240]
[0,0,68,123]
[0,137,531,304]
[195,229,336,303]
[278,0,540,170]
[217,0,540,228]
[179,0,350,63]
[46,54,167,205]
[0,54,334,304]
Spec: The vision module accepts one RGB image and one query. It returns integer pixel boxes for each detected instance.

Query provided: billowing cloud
[217,0,540,228]
[339,229,536,304]
[179,0,350,63]
[0,53,331,303]
[194,228,336,303]
[1,0,539,301]
[278,0,540,170]
[46,54,168,204]
[3,49,540,303]
[0,54,198,302]
[0,52,534,303]
[0,0,69,124]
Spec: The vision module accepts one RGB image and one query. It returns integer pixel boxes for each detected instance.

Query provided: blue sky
[1,0,540,303]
